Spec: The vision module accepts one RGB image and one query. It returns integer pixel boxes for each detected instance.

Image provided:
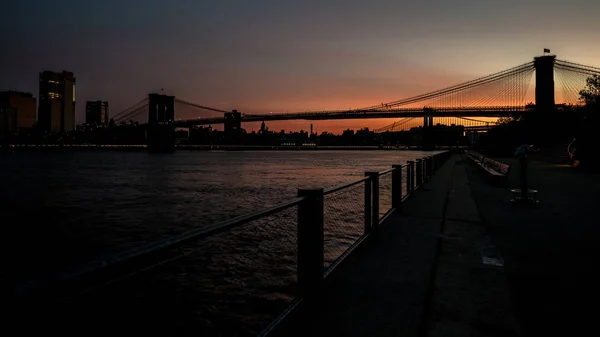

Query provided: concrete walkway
[466,157,600,336]
[272,155,518,336]
[426,157,519,336]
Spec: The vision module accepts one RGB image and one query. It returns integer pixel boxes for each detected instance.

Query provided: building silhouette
[0,91,36,131]
[0,106,16,135]
[38,71,76,133]
[85,101,109,126]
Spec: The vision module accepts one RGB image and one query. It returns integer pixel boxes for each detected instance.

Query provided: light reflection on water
[1,149,439,335]
[0,149,436,272]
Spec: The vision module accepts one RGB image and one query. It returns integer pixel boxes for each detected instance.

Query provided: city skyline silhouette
[2,0,599,133]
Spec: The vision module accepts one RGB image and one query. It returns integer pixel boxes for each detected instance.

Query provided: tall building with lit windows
[38,71,76,133]
[85,101,109,125]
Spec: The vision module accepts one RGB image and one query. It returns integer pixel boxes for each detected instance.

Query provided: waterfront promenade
[273,154,600,336]
[272,155,519,336]
[467,157,600,336]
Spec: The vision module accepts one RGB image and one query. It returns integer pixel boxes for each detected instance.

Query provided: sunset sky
[2,0,600,134]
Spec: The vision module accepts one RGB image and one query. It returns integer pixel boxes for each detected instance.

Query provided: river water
[1,149,438,335]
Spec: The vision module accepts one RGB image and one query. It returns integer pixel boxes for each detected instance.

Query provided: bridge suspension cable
[455,116,492,123]
[174,98,230,114]
[360,61,535,110]
[114,105,148,124]
[220,60,536,119]
[374,118,417,132]
[166,58,600,126]
[555,67,585,104]
[111,97,149,121]
[555,59,600,76]
[555,59,600,105]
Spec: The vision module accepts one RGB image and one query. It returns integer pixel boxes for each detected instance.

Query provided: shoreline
[2,144,463,153]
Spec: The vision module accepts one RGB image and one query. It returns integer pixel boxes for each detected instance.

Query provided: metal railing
[265,150,450,334]
[12,151,451,337]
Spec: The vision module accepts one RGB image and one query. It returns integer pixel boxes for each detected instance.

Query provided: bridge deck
[271,155,518,336]
[173,107,526,126]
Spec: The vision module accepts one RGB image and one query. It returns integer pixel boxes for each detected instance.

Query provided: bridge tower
[421,116,434,150]
[147,93,175,153]
[423,116,434,128]
[534,55,556,111]
[224,110,242,144]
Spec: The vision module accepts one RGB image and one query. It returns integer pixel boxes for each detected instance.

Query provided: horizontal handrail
[59,165,404,283]
[323,233,370,279]
[12,151,453,337]
[323,166,403,195]
[58,196,306,282]
[323,176,370,195]
[379,167,396,175]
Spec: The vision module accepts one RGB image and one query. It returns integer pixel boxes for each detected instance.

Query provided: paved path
[466,157,600,336]
[426,156,519,337]
[272,155,518,336]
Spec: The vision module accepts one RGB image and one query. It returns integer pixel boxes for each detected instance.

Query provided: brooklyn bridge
[109,55,600,151]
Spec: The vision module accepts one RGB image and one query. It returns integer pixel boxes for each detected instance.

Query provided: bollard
[519,157,528,202]
[407,161,415,195]
[364,173,372,233]
[366,172,379,228]
[297,188,324,297]
[392,165,403,210]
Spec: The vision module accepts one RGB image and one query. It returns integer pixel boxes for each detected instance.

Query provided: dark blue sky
[2,0,599,132]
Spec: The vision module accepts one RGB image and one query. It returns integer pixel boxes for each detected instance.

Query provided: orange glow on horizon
[184,67,590,135]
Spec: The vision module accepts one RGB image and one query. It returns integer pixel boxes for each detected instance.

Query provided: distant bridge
[108,55,600,151]
[171,106,528,127]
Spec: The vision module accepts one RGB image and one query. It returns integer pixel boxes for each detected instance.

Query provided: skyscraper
[38,71,76,133]
[85,101,109,125]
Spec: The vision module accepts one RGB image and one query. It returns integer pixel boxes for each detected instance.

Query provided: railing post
[406,160,415,195]
[428,156,433,177]
[392,165,403,210]
[416,159,423,186]
[364,174,372,234]
[366,172,379,228]
[429,156,433,175]
[407,161,414,195]
[297,188,324,297]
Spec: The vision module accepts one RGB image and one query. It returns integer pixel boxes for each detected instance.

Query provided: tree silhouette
[579,75,600,108]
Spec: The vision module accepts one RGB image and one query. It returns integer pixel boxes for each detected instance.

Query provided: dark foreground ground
[467,157,600,336]
[6,154,598,336]
[274,155,600,336]
[273,155,518,336]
